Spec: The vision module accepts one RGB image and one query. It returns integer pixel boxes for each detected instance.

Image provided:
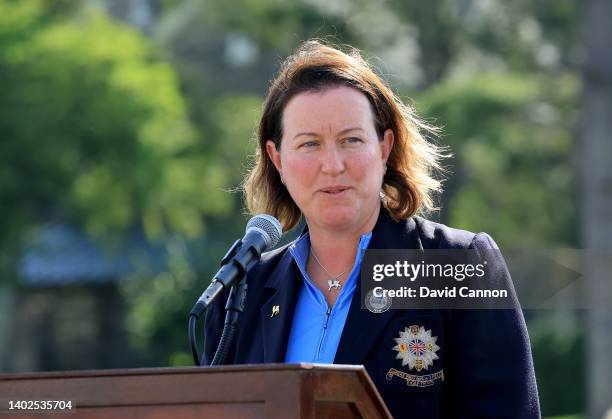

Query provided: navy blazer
[203,210,541,418]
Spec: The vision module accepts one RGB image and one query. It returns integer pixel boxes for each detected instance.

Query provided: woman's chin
[311,209,357,231]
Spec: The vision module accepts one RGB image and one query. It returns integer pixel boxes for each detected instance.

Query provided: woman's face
[266,85,394,233]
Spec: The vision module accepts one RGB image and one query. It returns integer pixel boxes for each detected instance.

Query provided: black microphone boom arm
[190,230,268,318]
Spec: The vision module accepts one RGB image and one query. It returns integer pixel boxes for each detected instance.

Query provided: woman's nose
[320,145,345,174]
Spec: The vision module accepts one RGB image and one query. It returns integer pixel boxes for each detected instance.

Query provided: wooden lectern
[0,364,392,418]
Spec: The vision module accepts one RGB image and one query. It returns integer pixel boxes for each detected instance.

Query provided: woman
[204,40,540,418]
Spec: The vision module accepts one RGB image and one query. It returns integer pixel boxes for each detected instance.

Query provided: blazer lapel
[260,250,302,363]
[335,212,422,365]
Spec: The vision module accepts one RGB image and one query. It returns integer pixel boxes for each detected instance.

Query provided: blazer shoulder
[413,216,491,250]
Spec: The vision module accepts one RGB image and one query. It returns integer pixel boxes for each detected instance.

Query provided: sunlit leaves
[0,1,230,245]
[416,73,578,247]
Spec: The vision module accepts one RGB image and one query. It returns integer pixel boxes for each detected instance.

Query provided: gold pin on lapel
[271,305,280,317]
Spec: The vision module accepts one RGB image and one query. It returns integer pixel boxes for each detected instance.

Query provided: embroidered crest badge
[392,325,440,372]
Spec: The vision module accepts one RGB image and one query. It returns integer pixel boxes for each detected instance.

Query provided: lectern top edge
[0,363,366,381]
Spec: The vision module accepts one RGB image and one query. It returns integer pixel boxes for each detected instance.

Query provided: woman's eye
[300,141,319,148]
[345,137,363,144]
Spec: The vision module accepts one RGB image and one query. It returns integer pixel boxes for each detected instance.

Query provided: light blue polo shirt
[284,232,372,363]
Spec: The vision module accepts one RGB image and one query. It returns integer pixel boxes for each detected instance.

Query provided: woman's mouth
[320,186,350,195]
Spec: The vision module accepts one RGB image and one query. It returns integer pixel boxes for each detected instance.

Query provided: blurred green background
[0,0,609,418]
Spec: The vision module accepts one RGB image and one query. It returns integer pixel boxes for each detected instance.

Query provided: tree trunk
[580,0,612,417]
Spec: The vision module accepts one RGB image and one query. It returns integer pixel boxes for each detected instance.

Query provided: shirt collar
[288,231,372,277]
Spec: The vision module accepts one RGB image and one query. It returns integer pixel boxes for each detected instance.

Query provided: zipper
[315,307,332,361]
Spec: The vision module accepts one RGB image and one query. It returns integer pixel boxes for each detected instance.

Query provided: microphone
[190,214,282,318]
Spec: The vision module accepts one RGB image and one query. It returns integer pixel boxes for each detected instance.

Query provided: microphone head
[246,214,282,250]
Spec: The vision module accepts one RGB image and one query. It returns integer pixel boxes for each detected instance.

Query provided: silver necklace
[310,247,351,292]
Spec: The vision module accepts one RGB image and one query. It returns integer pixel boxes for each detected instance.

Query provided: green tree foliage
[119,93,265,366]
[529,312,586,417]
[0,0,231,256]
[417,72,578,247]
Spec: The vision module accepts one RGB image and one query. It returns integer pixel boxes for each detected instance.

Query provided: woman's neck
[306,205,380,274]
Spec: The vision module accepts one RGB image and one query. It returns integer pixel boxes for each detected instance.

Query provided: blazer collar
[334,209,422,364]
[260,249,302,363]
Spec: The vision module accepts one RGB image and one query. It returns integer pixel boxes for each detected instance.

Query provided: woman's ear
[266,140,282,172]
[381,129,395,164]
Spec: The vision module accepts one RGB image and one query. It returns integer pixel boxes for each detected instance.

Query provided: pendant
[327,279,341,292]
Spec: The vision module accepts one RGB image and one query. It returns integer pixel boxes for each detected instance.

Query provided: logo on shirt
[392,325,440,372]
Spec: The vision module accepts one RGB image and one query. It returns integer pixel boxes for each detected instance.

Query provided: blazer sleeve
[447,233,541,419]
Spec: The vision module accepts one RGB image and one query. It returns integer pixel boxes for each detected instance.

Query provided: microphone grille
[246,214,282,249]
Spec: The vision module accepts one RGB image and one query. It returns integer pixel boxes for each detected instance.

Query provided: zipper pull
[323,307,331,329]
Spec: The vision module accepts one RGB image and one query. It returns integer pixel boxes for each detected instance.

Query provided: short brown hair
[244,40,447,231]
